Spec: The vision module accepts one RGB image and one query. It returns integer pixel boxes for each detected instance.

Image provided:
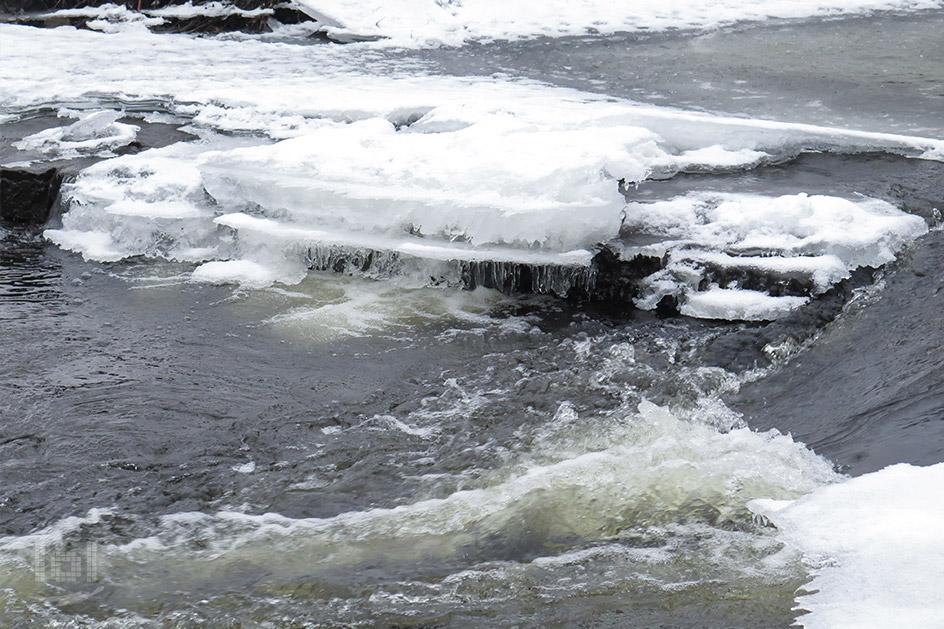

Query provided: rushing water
[1,5,943,628]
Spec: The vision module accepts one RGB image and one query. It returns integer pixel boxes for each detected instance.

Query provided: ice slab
[680,287,810,321]
[627,192,928,319]
[198,116,659,251]
[295,0,944,47]
[750,463,944,629]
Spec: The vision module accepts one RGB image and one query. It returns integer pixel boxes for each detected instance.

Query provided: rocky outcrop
[0,168,63,225]
[1,1,316,35]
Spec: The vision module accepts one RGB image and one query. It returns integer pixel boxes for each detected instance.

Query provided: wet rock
[693,262,814,297]
[579,246,663,305]
[0,167,62,225]
[1,1,316,36]
[150,11,273,35]
[702,266,876,372]
[655,294,679,318]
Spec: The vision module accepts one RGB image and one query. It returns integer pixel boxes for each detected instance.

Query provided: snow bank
[751,463,944,629]
[295,0,944,46]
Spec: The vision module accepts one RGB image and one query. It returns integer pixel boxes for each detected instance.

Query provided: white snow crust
[751,463,944,629]
[628,192,928,319]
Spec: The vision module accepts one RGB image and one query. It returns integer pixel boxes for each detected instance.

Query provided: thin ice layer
[13,110,138,160]
[295,0,944,46]
[750,463,944,629]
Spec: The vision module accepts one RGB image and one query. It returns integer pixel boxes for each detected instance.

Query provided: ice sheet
[295,0,944,46]
[3,22,938,318]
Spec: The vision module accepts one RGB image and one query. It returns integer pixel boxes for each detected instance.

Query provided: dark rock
[581,246,663,304]
[0,167,63,225]
[655,294,679,318]
[150,12,273,34]
[272,2,313,25]
[701,266,876,372]
[695,261,815,297]
[0,1,277,13]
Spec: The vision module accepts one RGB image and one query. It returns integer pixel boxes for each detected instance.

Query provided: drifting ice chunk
[191,260,283,288]
[750,463,944,629]
[14,110,138,160]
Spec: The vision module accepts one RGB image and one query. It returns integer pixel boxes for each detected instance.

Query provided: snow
[680,287,810,321]
[295,0,944,47]
[750,463,944,629]
[36,4,164,33]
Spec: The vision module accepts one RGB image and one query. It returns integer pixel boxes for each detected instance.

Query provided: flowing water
[1,4,943,628]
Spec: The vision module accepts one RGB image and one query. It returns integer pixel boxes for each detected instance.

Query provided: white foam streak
[97,402,839,574]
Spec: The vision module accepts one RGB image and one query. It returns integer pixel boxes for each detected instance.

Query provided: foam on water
[751,463,944,629]
[293,0,944,46]
[0,399,841,616]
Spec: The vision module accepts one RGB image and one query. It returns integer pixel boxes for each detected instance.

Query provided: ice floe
[13,110,138,160]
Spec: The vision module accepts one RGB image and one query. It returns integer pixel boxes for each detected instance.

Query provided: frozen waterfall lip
[214,213,595,267]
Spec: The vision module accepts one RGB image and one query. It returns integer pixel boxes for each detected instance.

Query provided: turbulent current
[1,2,943,628]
